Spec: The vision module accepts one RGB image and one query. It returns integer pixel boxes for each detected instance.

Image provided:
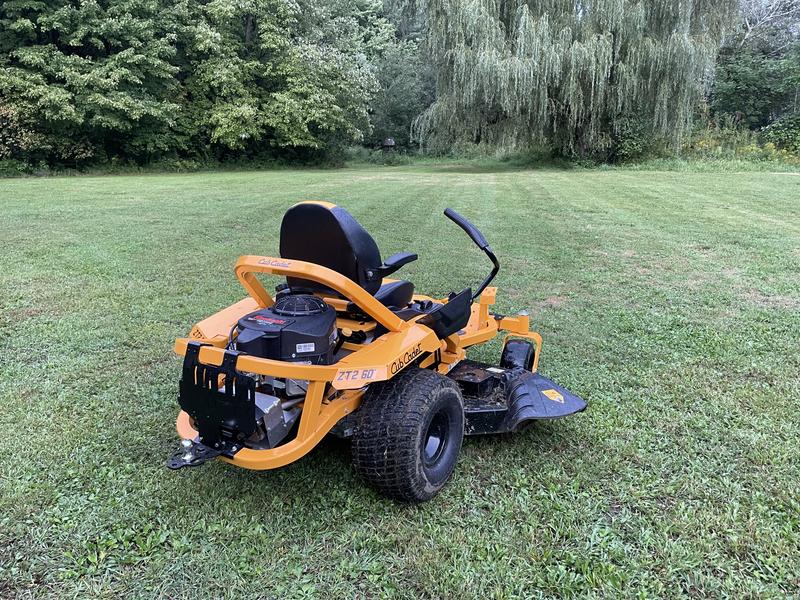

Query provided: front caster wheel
[351,367,464,502]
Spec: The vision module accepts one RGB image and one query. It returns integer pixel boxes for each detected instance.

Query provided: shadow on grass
[465,420,562,448]
[172,421,568,515]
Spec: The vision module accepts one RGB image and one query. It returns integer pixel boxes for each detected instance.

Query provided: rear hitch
[166,439,224,470]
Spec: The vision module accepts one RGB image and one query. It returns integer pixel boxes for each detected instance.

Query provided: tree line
[712,0,800,154]
[0,0,798,169]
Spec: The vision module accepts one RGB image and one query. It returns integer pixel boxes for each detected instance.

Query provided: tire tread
[351,367,463,501]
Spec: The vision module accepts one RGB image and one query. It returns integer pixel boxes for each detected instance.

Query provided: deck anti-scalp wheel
[500,339,535,371]
[351,367,464,502]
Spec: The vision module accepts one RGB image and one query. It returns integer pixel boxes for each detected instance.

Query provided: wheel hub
[423,410,449,467]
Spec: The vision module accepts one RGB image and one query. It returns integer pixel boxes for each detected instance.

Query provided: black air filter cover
[235,295,337,364]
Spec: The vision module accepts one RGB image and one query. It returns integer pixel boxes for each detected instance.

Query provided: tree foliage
[0,0,390,165]
[0,0,179,164]
[711,0,800,129]
[735,0,800,52]
[712,45,800,127]
[405,0,739,157]
[369,37,434,147]
[2,0,780,166]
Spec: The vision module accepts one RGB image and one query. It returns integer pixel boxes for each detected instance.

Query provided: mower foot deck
[450,361,587,435]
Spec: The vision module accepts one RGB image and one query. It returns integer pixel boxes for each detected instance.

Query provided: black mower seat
[280,201,417,305]
[357,279,414,312]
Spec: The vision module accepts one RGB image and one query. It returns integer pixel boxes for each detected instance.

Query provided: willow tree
[407,0,739,156]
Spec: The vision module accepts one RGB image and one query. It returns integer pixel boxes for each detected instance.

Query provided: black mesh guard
[273,294,327,316]
[177,341,257,454]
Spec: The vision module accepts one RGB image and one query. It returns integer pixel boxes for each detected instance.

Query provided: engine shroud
[234,295,337,364]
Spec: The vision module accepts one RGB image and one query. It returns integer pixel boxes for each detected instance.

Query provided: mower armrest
[385,252,418,270]
[369,252,418,280]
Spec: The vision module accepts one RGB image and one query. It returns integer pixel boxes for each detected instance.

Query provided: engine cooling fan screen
[272,294,328,317]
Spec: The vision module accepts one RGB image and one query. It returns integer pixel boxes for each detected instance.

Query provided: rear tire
[351,367,464,502]
[501,339,535,371]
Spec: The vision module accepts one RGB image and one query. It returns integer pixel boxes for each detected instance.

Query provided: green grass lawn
[1,166,799,598]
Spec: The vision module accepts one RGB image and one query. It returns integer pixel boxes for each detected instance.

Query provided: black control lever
[444,208,500,300]
[444,208,490,249]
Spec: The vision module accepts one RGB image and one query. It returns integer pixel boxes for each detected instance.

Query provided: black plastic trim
[177,341,257,454]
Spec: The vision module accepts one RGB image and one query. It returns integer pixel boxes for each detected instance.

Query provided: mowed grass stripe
[0,166,798,598]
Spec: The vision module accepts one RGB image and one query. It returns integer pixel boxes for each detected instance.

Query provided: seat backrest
[279,201,382,295]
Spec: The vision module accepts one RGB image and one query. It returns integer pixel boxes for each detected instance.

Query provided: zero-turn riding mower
[168,202,586,501]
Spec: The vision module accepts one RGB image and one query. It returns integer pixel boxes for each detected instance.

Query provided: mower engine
[169,295,340,468]
[234,294,338,365]
[230,294,338,448]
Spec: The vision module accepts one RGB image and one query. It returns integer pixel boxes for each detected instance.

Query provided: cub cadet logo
[390,344,423,375]
[258,258,291,268]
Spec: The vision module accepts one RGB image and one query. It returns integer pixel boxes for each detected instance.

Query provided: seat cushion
[374,280,414,309]
[346,279,414,314]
